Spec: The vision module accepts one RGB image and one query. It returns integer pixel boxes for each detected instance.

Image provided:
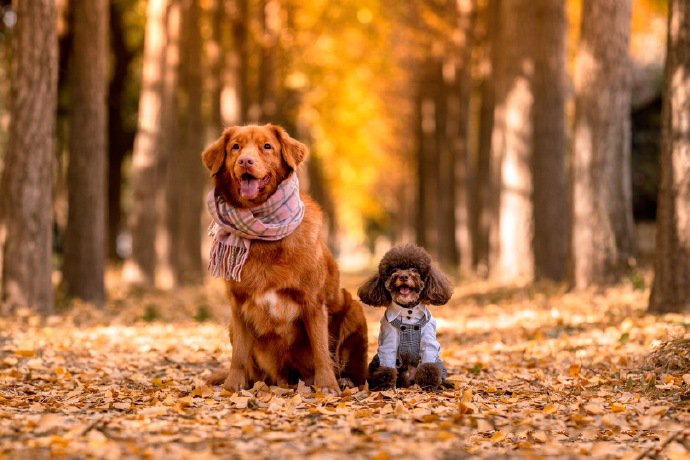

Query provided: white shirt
[376,302,441,368]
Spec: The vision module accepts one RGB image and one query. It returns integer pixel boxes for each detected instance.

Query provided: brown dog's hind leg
[207,368,229,386]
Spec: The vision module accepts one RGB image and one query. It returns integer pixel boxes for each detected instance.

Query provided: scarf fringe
[208,238,248,281]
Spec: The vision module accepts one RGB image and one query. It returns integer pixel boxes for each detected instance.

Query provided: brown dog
[202,124,367,393]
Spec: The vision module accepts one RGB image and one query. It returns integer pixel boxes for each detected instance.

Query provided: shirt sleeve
[376,318,399,368]
[420,316,441,363]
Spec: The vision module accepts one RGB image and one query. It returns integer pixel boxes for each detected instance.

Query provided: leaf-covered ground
[1,273,689,459]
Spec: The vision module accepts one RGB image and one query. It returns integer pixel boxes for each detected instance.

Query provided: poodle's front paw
[368,367,398,390]
[415,363,442,390]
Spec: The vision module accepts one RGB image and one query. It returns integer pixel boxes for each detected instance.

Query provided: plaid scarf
[206,174,305,281]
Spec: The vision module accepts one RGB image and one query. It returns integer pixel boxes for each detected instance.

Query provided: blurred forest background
[0,0,688,316]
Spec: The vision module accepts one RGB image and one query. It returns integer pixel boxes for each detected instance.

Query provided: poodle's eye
[410,267,418,273]
[263,143,272,150]
[231,143,241,151]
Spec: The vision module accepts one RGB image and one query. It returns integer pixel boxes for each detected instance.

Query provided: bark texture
[571,0,634,288]
[532,0,568,282]
[0,0,58,313]
[167,0,205,286]
[63,0,109,306]
[649,0,690,313]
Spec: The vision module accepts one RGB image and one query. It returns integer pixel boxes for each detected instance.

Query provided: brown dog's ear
[202,127,234,176]
[357,274,390,307]
[420,264,453,306]
[270,124,308,171]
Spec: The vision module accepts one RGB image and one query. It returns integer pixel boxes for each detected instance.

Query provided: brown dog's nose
[238,156,255,168]
[399,274,409,282]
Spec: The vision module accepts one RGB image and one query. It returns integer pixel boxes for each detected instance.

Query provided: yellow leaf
[394,400,408,416]
[531,430,548,443]
[583,403,604,415]
[462,388,473,403]
[16,349,35,358]
[229,396,250,408]
[437,431,455,441]
[476,419,493,432]
[647,406,669,416]
[459,401,476,414]
[372,452,390,460]
[491,431,506,443]
[177,396,193,407]
[610,403,626,413]
[191,385,213,398]
[543,403,557,415]
[683,374,690,385]
[568,363,581,377]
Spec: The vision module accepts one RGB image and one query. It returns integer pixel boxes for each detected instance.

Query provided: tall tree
[649,0,690,313]
[451,0,474,275]
[489,0,536,282]
[532,0,568,281]
[123,0,168,286]
[167,0,204,286]
[472,0,499,276]
[0,0,58,314]
[63,0,109,306]
[415,59,440,258]
[107,0,136,260]
[570,0,634,288]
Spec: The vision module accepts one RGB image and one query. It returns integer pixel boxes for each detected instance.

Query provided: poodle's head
[357,244,453,308]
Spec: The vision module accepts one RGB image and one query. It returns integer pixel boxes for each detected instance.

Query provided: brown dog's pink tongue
[240,178,259,197]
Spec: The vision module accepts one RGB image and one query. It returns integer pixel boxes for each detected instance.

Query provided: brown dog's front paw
[415,363,442,390]
[223,369,248,392]
[338,377,356,390]
[207,368,230,386]
[315,372,341,395]
[368,367,398,390]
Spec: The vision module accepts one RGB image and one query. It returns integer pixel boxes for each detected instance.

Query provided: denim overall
[370,315,447,380]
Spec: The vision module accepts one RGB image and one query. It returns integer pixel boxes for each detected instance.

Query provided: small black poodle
[358,244,453,390]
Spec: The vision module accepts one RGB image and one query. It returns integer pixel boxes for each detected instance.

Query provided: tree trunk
[0,0,58,314]
[570,0,633,288]
[452,0,474,275]
[532,0,568,282]
[167,0,204,286]
[473,0,498,276]
[415,61,439,257]
[436,59,457,270]
[258,0,280,123]
[107,0,135,260]
[123,0,168,287]
[649,0,690,313]
[234,0,250,123]
[63,0,109,306]
[490,0,535,282]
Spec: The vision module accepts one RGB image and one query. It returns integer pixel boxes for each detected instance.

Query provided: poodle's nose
[399,274,409,282]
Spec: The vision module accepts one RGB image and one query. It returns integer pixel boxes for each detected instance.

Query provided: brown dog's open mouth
[238,173,270,198]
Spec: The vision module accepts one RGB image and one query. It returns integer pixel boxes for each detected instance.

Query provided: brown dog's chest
[235,289,304,340]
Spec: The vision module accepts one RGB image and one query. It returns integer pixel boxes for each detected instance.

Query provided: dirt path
[1,277,688,459]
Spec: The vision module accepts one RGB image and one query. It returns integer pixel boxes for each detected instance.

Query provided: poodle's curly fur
[357,244,453,307]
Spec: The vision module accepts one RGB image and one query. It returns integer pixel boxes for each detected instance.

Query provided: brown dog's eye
[231,143,240,150]
[263,143,272,150]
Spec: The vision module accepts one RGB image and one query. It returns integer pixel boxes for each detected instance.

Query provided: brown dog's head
[201,124,308,208]
[357,244,453,308]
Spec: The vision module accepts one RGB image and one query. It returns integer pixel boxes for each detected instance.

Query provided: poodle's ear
[269,124,308,171]
[420,264,453,306]
[202,127,235,176]
[357,274,390,307]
